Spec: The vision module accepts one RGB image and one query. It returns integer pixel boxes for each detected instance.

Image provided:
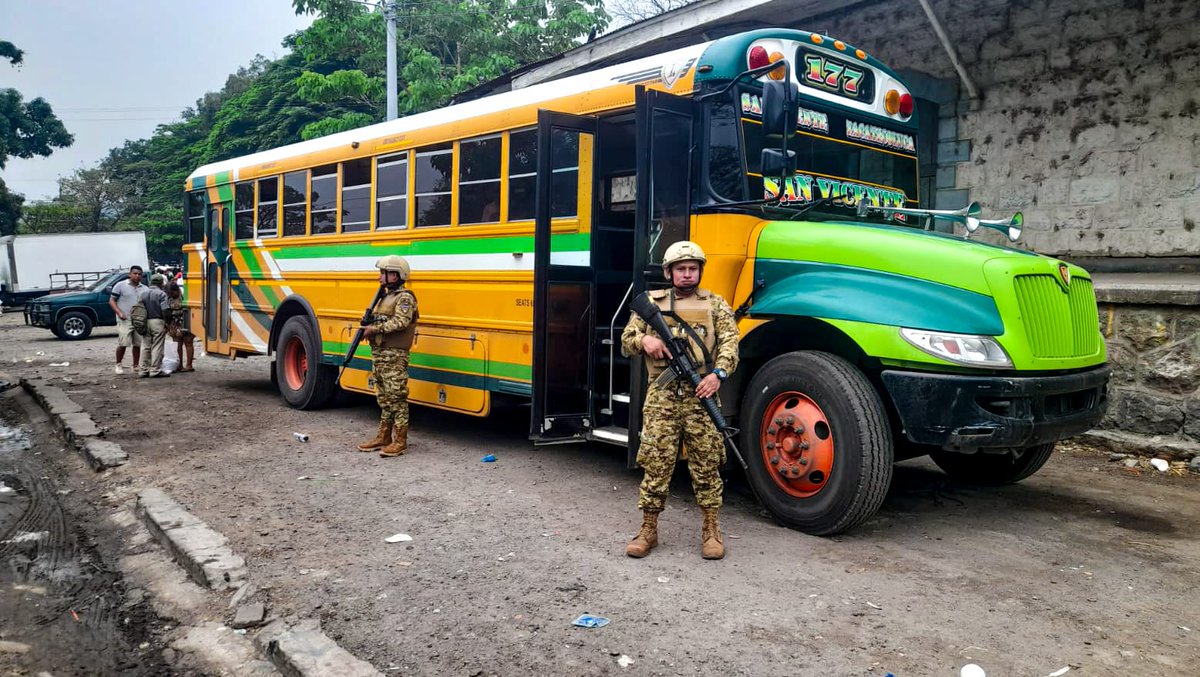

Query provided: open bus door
[201,198,233,356]
[626,87,696,466]
[530,111,599,443]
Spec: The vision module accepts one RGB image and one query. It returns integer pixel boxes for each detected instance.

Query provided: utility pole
[384,0,398,120]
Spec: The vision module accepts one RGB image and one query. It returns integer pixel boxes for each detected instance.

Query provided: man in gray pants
[138,274,171,378]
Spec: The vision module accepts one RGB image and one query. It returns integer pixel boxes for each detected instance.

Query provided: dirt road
[3,312,1199,676]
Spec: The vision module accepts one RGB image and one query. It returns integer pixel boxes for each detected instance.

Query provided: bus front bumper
[881,365,1110,450]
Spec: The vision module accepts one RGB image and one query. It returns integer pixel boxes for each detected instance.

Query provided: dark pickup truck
[24,269,129,340]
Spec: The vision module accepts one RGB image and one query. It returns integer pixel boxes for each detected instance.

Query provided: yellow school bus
[184,28,1108,534]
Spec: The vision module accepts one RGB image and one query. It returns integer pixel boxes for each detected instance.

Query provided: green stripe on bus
[320,341,531,381]
[272,232,590,260]
[325,356,533,397]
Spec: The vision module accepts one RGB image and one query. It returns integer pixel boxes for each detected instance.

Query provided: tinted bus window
[376,152,408,230]
[508,129,536,221]
[186,191,205,243]
[257,177,278,238]
[342,158,372,233]
[414,145,451,228]
[459,135,501,225]
[234,182,255,240]
[311,165,337,235]
[282,171,307,237]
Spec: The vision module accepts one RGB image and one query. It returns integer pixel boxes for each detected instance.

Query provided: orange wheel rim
[283,336,307,390]
[760,391,834,498]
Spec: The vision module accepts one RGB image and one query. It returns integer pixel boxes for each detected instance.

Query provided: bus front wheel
[276,316,337,410]
[740,351,893,536]
[929,443,1056,485]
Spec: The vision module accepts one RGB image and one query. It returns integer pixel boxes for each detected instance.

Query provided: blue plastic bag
[571,614,610,628]
[481,454,497,462]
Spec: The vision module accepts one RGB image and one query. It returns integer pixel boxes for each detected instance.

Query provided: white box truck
[0,231,150,310]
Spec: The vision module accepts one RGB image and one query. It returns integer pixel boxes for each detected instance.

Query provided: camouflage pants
[373,348,410,427]
[636,383,725,512]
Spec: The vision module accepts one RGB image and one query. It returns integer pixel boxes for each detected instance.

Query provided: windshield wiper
[784,196,839,220]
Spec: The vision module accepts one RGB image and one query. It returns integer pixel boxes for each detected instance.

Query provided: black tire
[275,315,337,410]
[929,443,1056,486]
[56,311,93,340]
[740,351,893,536]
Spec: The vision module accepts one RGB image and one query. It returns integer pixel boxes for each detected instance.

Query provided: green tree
[16,200,92,234]
[0,41,73,235]
[289,0,609,136]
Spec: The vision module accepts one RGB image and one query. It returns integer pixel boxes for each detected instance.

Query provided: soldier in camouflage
[356,255,419,457]
[621,241,739,559]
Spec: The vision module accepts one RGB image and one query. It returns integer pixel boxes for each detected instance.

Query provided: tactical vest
[644,288,717,379]
[371,288,419,351]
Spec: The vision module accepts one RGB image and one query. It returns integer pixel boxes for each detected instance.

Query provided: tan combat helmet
[661,240,707,279]
[375,254,411,281]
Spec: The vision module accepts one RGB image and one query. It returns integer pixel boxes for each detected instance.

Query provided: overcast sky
[2,0,314,201]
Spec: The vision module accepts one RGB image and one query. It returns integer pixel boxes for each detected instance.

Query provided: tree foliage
[607,0,695,26]
[1,41,72,235]
[18,1,606,258]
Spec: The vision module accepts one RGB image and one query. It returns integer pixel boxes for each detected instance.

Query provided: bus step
[589,426,628,446]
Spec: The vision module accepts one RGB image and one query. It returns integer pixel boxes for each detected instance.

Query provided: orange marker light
[834,40,846,51]
[855,49,867,60]
[884,89,901,115]
[810,34,824,45]
[768,51,787,80]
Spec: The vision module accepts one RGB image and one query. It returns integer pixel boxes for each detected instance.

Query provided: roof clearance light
[834,40,846,51]
[884,89,901,115]
[810,34,824,45]
[748,45,770,70]
[768,51,786,80]
[855,48,867,60]
[898,92,915,118]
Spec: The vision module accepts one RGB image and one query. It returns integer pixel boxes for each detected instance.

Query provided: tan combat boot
[701,508,725,560]
[379,425,408,457]
[356,421,392,452]
[625,511,659,558]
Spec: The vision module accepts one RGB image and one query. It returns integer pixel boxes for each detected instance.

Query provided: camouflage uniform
[621,288,739,512]
[369,287,419,427]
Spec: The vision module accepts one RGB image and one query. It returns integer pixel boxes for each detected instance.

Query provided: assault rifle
[339,285,387,383]
[629,292,747,470]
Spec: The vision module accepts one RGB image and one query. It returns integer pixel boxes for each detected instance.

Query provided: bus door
[626,87,696,465]
[531,111,598,443]
[202,199,233,355]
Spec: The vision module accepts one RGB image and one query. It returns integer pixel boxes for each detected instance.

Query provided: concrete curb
[136,488,248,591]
[20,377,127,469]
[255,619,383,677]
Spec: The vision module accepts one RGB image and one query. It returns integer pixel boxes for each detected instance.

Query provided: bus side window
[508,129,537,221]
[311,165,337,235]
[282,170,307,237]
[257,177,279,239]
[234,182,255,240]
[376,152,408,230]
[414,144,452,228]
[458,135,502,225]
[186,191,205,243]
[342,158,372,233]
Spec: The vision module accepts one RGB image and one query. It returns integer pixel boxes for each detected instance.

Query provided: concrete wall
[811,0,1200,258]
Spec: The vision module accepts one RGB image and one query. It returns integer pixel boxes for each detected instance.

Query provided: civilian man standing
[137,274,171,378]
[108,265,144,374]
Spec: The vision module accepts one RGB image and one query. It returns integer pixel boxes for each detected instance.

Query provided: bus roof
[186,41,711,186]
[186,27,913,187]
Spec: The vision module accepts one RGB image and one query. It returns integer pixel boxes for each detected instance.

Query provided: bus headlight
[899,328,1013,368]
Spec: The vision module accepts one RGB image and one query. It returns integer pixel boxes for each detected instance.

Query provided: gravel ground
[3,311,1199,676]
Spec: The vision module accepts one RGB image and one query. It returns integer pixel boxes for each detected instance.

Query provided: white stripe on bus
[270,250,590,273]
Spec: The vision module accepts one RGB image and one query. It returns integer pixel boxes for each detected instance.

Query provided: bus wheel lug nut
[785,416,794,425]
[798,457,808,466]
[770,456,780,465]
[766,441,775,449]
[767,426,777,435]
[796,424,806,434]
[801,441,810,450]
[774,416,783,424]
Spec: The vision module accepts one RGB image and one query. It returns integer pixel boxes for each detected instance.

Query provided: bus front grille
[1013,274,1101,359]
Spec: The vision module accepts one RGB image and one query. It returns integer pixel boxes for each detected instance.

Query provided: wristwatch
[713,368,728,382]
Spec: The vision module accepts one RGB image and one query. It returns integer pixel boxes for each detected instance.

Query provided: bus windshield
[705,87,919,219]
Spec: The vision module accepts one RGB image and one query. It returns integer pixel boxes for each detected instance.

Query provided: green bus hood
[750,219,1106,370]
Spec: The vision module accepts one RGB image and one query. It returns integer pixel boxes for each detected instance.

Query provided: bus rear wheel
[740,351,893,536]
[929,443,1056,485]
[276,315,337,410]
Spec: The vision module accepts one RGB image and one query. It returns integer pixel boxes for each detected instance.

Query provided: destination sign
[799,49,874,104]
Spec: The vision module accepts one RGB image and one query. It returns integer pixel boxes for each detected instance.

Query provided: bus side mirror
[761,148,797,178]
[761,80,799,139]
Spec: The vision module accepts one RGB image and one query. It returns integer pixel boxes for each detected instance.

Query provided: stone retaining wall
[1101,304,1199,438]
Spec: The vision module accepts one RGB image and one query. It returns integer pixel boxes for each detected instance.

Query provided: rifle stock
[338,285,387,384]
[629,292,747,470]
